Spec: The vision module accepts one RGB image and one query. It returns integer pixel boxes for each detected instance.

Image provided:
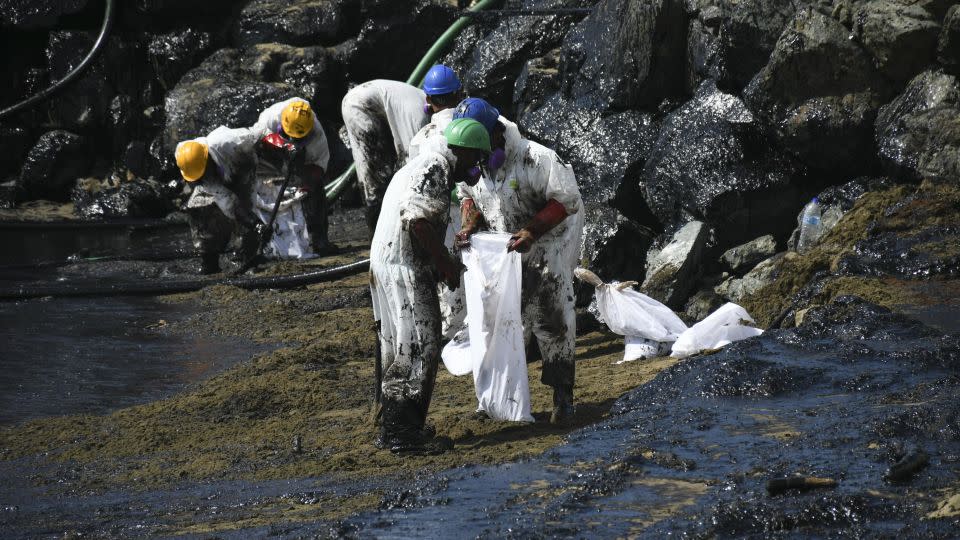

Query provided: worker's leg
[521,260,577,422]
[341,87,397,237]
[301,177,333,253]
[187,204,233,275]
[375,265,444,451]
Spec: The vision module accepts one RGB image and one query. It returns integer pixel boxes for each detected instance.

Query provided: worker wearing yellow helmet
[251,97,334,254]
[175,126,263,274]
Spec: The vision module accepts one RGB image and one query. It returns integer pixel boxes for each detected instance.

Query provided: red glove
[507,198,568,253]
[262,132,297,157]
[455,198,485,249]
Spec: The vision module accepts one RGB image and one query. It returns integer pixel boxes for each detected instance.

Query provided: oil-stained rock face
[744,8,892,180]
[0,0,87,29]
[641,220,708,308]
[852,0,942,86]
[875,69,960,183]
[71,177,174,219]
[940,5,960,75]
[232,0,357,48]
[19,130,91,202]
[642,80,801,248]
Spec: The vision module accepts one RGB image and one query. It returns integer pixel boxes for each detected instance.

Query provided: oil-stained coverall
[181,126,261,273]
[408,108,464,340]
[341,80,429,233]
[252,97,332,252]
[369,148,456,446]
[456,117,584,406]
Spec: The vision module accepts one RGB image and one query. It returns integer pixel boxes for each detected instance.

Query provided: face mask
[423,103,432,115]
[488,148,506,170]
[466,165,482,182]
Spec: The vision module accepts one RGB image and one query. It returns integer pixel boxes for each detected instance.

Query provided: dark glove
[507,228,536,253]
[507,199,569,253]
[436,254,465,290]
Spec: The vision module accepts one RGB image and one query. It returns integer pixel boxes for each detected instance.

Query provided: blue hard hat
[453,97,500,134]
[422,65,461,96]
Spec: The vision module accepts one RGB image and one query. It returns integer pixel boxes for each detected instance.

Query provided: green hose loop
[325,0,500,201]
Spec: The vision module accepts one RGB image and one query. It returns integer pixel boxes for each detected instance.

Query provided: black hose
[0,259,370,300]
[0,0,116,121]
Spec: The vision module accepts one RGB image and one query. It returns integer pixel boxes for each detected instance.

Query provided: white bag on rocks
[575,268,687,363]
[670,302,763,358]
[442,232,533,422]
[253,182,316,260]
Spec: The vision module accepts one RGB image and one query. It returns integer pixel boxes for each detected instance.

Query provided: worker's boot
[550,384,575,425]
[199,251,221,275]
[377,397,450,455]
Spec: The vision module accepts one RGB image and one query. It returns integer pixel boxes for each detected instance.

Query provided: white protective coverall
[457,117,584,391]
[341,80,429,207]
[369,148,455,406]
[181,125,260,220]
[408,108,464,340]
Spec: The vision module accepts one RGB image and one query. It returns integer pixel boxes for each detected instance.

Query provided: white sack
[458,232,533,422]
[670,302,763,358]
[596,283,688,341]
[440,327,472,376]
[253,182,315,260]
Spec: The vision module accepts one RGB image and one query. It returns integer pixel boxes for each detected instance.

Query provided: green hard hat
[444,118,491,152]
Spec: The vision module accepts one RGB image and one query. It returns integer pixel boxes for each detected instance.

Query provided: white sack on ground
[575,268,687,363]
[253,182,315,260]
[440,327,471,376]
[670,302,763,359]
[457,232,533,422]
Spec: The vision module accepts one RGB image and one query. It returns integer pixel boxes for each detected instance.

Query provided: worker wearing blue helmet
[341,65,464,236]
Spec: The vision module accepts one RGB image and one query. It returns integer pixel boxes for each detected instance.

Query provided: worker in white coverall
[370,118,491,454]
[342,64,463,236]
[251,97,334,254]
[454,99,584,424]
[175,126,263,275]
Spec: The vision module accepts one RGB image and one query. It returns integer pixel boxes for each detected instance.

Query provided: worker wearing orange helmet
[175,126,262,274]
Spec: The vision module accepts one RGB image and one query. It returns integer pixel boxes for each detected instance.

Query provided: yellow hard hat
[175,140,209,182]
[281,100,314,139]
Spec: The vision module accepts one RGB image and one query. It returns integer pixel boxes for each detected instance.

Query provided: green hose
[324,0,500,201]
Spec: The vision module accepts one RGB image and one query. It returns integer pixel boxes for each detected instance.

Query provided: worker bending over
[175,126,262,275]
[252,97,333,254]
[454,99,584,424]
[342,65,463,235]
[369,118,491,454]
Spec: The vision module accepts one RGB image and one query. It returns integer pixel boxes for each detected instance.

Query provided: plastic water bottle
[796,197,822,254]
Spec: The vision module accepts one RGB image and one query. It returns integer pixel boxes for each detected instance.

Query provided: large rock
[164,45,342,153]
[233,0,358,47]
[0,0,87,29]
[0,126,33,181]
[719,234,778,275]
[45,31,145,133]
[713,0,811,92]
[641,80,801,248]
[852,0,941,86]
[513,50,562,119]
[744,8,891,180]
[641,220,709,308]
[71,177,175,219]
[939,5,960,75]
[440,0,591,114]
[715,252,788,303]
[147,28,214,92]
[875,70,960,183]
[19,131,91,201]
[336,0,457,83]
[559,0,687,110]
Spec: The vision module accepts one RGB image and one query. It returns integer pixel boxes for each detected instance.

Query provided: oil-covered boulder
[875,69,960,183]
[18,131,91,201]
[641,80,801,248]
[0,0,87,29]
[712,0,811,92]
[744,8,891,180]
[164,45,342,152]
[937,5,960,76]
[513,50,562,119]
[852,0,941,86]
[71,177,175,219]
[0,126,33,181]
[147,28,214,92]
[233,0,358,48]
[715,252,787,303]
[440,0,592,114]
[558,0,687,109]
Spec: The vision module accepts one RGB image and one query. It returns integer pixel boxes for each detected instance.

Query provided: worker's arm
[411,218,464,290]
[507,198,568,253]
[454,197,486,249]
